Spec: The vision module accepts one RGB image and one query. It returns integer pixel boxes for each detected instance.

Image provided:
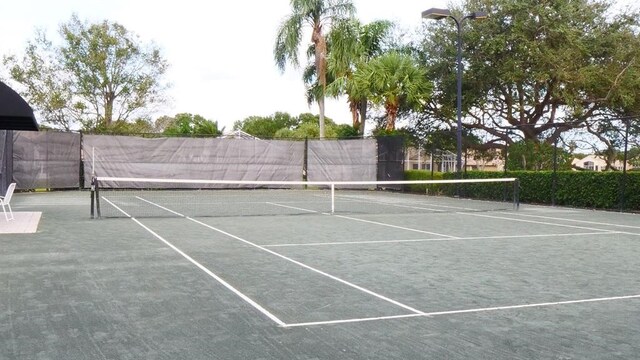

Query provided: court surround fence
[0,131,404,192]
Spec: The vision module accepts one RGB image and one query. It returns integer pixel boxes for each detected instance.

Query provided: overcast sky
[0,0,636,131]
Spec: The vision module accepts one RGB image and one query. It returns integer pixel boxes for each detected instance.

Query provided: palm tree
[326,19,394,135]
[354,52,432,131]
[274,0,355,139]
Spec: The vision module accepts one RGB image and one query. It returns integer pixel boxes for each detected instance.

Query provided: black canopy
[0,81,39,131]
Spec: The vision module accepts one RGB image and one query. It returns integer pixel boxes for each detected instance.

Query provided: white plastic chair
[0,183,16,221]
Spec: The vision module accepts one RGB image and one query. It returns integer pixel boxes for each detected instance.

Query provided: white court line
[111,196,640,329]
[338,197,474,212]
[336,193,512,212]
[333,195,449,212]
[266,237,447,247]
[268,202,458,239]
[461,212,621,233]
[265,202,325,214]
[187,216,425,316]
[272,199,447,213]
[334,214,460,239]
[284,294,640,328]
[100,196,286,326]
[264,231,621,248]
[100,196,133,218]
[498,212,640,232]
[136,196,185,217]
[13,203,87,206]
[135,197,425,316]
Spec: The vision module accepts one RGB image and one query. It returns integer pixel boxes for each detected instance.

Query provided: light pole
[422,8,486,177]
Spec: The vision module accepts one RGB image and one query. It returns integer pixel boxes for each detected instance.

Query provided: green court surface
[2,190,640,359]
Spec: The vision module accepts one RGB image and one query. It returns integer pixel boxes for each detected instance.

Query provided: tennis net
[90,176,520,218]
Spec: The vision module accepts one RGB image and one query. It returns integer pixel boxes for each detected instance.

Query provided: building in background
[404,147,504,172]
[571,154,634,171]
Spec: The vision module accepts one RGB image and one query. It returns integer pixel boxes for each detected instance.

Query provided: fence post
[503,141,509,202]
[513,178,520,210]
[303,137,308,188]
[1,130,14,193]
[79,131,84,189]
[619,119,630,212]
[552,136,559,206]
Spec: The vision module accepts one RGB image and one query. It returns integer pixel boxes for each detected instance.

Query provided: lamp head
[422,8,452,20]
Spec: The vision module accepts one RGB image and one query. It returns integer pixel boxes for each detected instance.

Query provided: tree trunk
[104,91,114,126]
[358,98,367,136]
[385,104,398,131]
[349,99,359,130]
[313,27,327,139]
[318,96,325,139]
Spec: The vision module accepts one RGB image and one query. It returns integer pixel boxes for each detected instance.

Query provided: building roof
[220,129,259,140]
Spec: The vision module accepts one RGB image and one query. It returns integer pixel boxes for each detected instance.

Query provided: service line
[284,294,640,328]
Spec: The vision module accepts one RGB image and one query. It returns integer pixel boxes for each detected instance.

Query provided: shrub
[405,170,640,211]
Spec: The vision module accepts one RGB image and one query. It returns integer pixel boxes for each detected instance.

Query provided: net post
[94,176,101,218]
[331,183,335,214]
[90,176,95,219]
[513,178,520,210]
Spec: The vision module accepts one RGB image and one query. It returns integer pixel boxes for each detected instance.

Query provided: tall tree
[274,0,355,138]
[354,52,431,131]
[4,30,79,131]
[3,14,169,130]
[326,19,394,135]
[418,0,640,149]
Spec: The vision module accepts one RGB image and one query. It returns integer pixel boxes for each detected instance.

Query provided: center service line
[268,202,458,239]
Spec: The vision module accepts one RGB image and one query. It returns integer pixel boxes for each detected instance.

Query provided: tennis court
[2,188,640,359]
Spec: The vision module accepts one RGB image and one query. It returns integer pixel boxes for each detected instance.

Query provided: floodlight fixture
[421,8,487,177]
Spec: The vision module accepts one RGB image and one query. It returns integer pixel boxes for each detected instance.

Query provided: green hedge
[404,170,516,202]
[404,170,640,211]
[404,170,444,194]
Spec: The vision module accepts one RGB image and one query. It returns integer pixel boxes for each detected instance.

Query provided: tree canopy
[417,0,640,150]
[2,1,639,162]
[162,113,222,137]
[3,14,169,131]
[234,112,357,139]
[326,19,395,135]
[274,0,356,138]
[232,112,298,138]
[354,52,431,131]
